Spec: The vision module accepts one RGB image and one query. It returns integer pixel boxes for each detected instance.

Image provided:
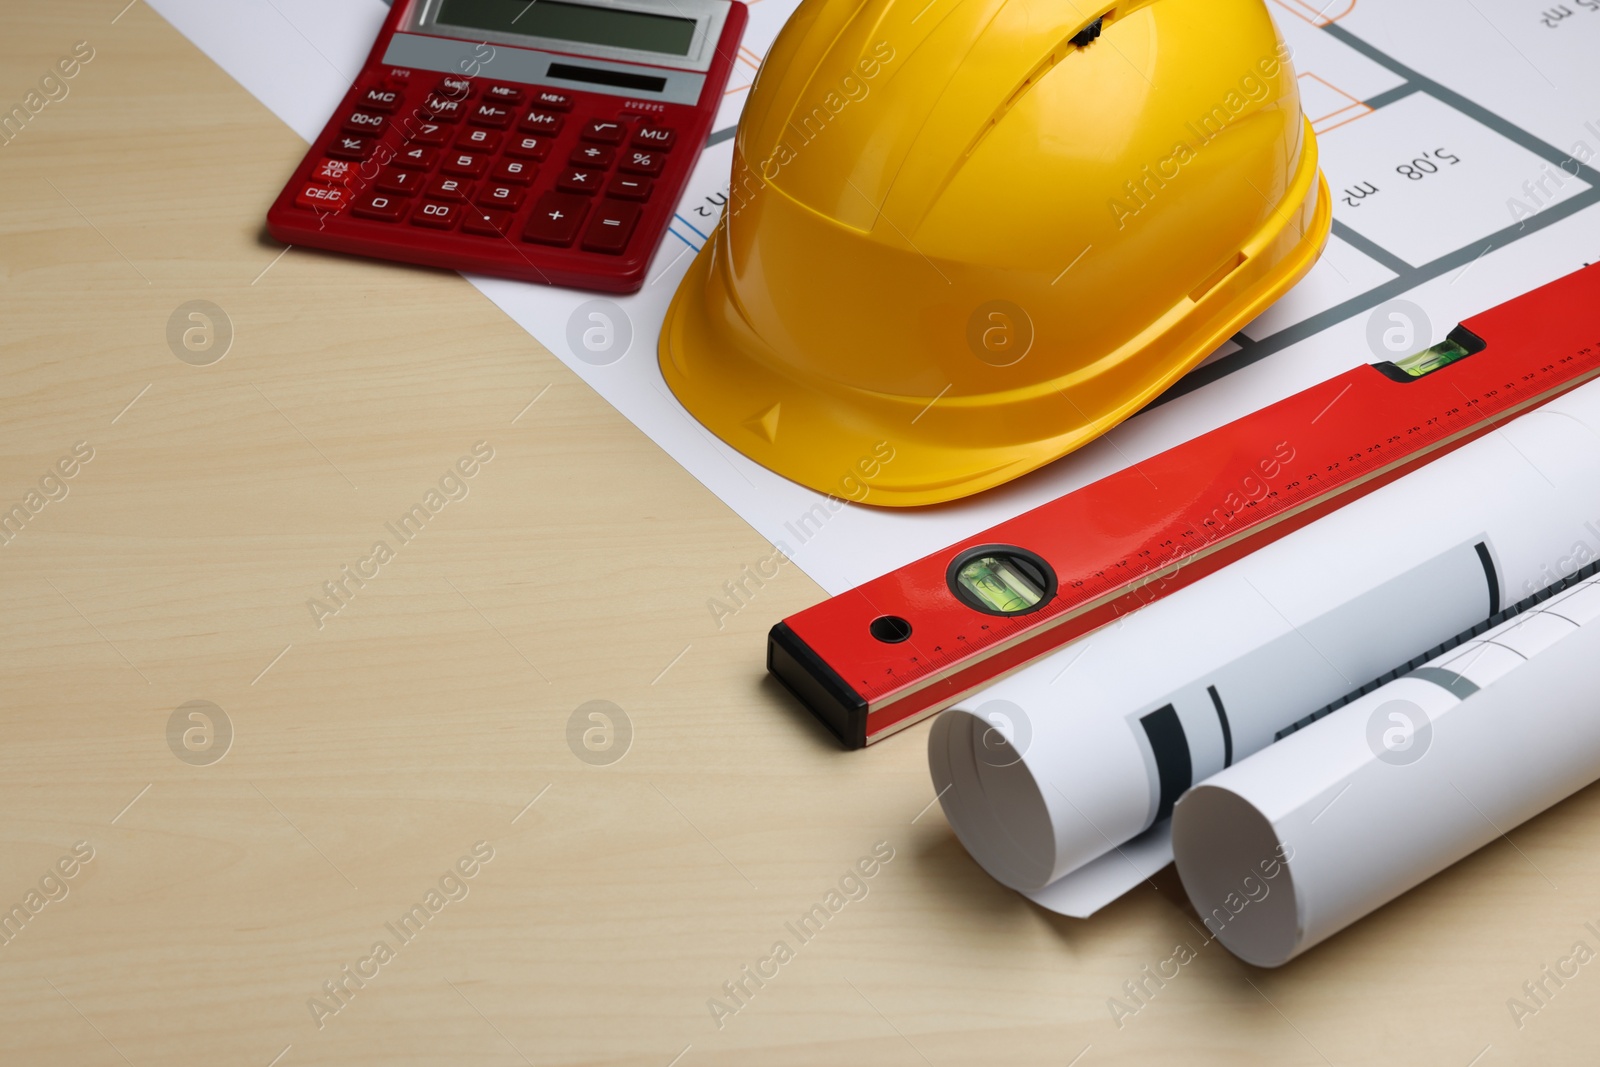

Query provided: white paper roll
[1172,573,1600,966]
[930,377,1600,915]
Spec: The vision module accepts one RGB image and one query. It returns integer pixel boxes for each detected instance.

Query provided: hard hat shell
[661,0,1331,507]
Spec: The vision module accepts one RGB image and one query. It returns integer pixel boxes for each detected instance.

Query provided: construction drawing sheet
[144,0,1600,596]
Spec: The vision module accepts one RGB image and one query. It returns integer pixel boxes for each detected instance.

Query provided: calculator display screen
[436,0,698,56]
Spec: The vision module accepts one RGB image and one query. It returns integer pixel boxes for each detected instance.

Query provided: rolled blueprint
[1171,573,1600,966]
[930,377,1600,916]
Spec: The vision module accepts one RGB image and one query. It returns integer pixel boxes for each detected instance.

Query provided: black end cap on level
[767,622,868,749]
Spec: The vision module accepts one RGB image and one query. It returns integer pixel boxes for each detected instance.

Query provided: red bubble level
[769,263,1600,748]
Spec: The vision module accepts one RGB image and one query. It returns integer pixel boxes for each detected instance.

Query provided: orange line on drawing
[1314,103,1374,134]
[1270,0,1357,27]
[1296,72,1373,134]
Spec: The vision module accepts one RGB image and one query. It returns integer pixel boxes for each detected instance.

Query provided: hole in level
[870,615,913,643]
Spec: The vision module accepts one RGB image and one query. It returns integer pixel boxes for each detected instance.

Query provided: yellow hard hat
[661,0,1331,507]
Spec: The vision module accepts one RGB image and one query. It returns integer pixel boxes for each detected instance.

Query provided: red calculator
[267,0,747,293]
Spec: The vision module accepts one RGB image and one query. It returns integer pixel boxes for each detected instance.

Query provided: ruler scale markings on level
[768,265,1600,747]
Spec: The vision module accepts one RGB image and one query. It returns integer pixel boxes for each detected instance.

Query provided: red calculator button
[483,84,524,105]
[442,151,491,178]
[457,128,502,153]
[426,175,472,200]
[435,75,476,99]
[351,191,407,222]
[423,96,467,121]
[359,87,402,112]
[295,181,351,212]
[633,125,674,148]
[343,110,388,135]
[462,207,514,237]
[619,150,664,176]
[506,135,552,160]
[395,144,440,169]
[519,109,564,134]
[605,175,652,201]
[313,158,357,184]
[531,89,573,110]
[581,201,640,254]
[571,144,614,168]
[556,167,603,194]
[327,134,377,160]
[470,102,514,127]
[407,122,451,147]
[412,200,461,229]
[475,183,526,210]
[523,192,588,245]
[581,119,626,144]
[491,158,537,183]
[377,166,426,195]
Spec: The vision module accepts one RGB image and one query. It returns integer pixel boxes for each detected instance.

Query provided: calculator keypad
[298,78,677,259]
[264,0,747,297]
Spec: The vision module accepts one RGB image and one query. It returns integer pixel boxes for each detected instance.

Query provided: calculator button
[469,102,514,128]
[619,150,664,176]
[571,144,615,168]
[633,125,674,148]
[519,109,564,134]
[556,167,603,194]
[505,135,552,160]
[295,181,351,212]
[426,175,472,200]
[328,134,380,160]
[457,128,502,153]
[475,183,526,210]
[523,192,589,245]
[412,200,461,229]
[581,119,626,144]
[395,144,440,169]
[530,89,573,110]
[406,122,451,147]
[343,110,388,135]
[313,158,358,184]
[483,84,524,106]
[442,151,491,177]
[435,75,476,99]
[462,207,514,237]
[377,166,426,195]
[351,191,407,222]
[581,201,640,254]
[423,96,467,121]
[358,87,402,112]
[605,175,652,201]
[491,158,537,183]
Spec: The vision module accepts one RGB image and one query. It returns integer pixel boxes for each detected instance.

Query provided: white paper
[1171,573,1600,966]
[142,0,1600,595]
[930,378,1600,916]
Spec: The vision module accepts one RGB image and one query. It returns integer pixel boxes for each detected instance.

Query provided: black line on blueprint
[1332,218,1414,276]
[1362,83,1420,111]
[1140,25,1600,410]
[1323,22,1600,186]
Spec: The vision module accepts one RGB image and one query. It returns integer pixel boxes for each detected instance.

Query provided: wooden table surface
[4,3,1598,1064]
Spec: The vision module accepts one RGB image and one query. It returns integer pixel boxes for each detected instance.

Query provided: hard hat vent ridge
[1069,14,1106,47]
